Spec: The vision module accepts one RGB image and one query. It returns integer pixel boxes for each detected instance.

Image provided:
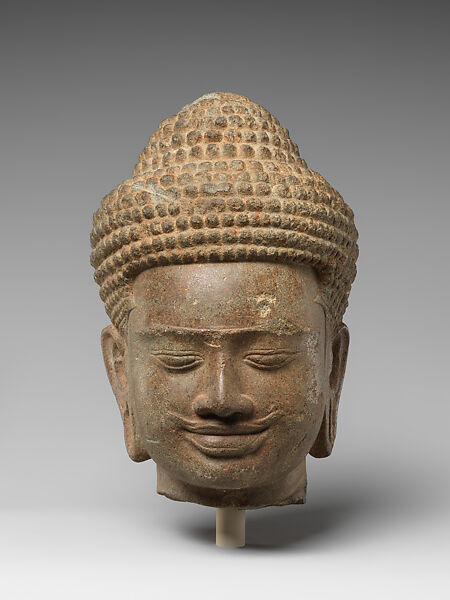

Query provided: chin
[181,451,292,490]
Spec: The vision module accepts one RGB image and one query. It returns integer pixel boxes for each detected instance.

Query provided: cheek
[288,360,327,452]
[128,357,197,434]
[260,359,326,454]
[251,361,324,414]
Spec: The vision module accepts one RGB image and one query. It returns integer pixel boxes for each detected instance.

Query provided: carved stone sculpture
[90,92,358,543]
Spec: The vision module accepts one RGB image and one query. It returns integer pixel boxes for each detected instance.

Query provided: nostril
[228,412,246,423]
[194,407,242,421]
[195,408,217,420]
[193,393,255,421]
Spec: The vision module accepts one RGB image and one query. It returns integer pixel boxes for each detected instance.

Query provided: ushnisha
[90,93,358,540]
[91,92,357,334]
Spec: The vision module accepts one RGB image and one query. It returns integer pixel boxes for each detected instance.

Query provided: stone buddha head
[90,92,358,509]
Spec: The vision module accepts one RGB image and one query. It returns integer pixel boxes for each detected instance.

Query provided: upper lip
[167,410,282,435]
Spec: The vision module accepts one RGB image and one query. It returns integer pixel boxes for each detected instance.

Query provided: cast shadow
[182,486,390,551]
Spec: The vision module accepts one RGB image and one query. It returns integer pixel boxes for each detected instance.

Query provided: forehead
[129,262,323,332]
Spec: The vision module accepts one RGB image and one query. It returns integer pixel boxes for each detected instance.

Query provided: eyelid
[151,350,204,372]
[244,349,298,355]
[243,349,298,370]
[152,350,203,356]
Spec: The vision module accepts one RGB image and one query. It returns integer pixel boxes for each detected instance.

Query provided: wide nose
[193,354,254,421]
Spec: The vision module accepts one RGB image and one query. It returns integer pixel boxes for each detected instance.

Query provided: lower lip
[185,432,267,458]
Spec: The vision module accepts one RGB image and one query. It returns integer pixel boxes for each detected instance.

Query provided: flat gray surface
[1,1,449,598]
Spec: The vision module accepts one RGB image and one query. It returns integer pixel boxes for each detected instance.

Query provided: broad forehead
[130,262,323,331]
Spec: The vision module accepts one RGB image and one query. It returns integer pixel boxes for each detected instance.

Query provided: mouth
[168,410,282,458]
[184,431,268,457]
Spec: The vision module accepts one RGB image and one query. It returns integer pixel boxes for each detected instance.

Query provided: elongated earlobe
[101,325,150,462]
[309,324,349,458]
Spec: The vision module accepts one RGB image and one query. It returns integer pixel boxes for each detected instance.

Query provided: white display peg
[216,508,246,548]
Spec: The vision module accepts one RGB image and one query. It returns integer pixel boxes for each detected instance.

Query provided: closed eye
[152,351,203,372]
[244,350,298,371]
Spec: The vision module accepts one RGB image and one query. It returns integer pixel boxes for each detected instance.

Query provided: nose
[193,354,254,421]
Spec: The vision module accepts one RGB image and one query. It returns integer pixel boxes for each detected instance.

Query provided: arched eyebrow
[135,324,311,337]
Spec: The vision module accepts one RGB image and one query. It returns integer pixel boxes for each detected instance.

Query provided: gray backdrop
[1,1,448,598]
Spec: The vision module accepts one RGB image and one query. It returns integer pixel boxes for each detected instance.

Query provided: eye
[152,351,203,372]
[244,350,297,371]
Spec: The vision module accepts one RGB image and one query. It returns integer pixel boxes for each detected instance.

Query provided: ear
[309,323,349,458]
[101,324,150,462]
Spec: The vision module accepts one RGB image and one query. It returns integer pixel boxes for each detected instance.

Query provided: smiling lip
[184,431,269,458]
[167,410,282,458]
[168,410,282,435]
